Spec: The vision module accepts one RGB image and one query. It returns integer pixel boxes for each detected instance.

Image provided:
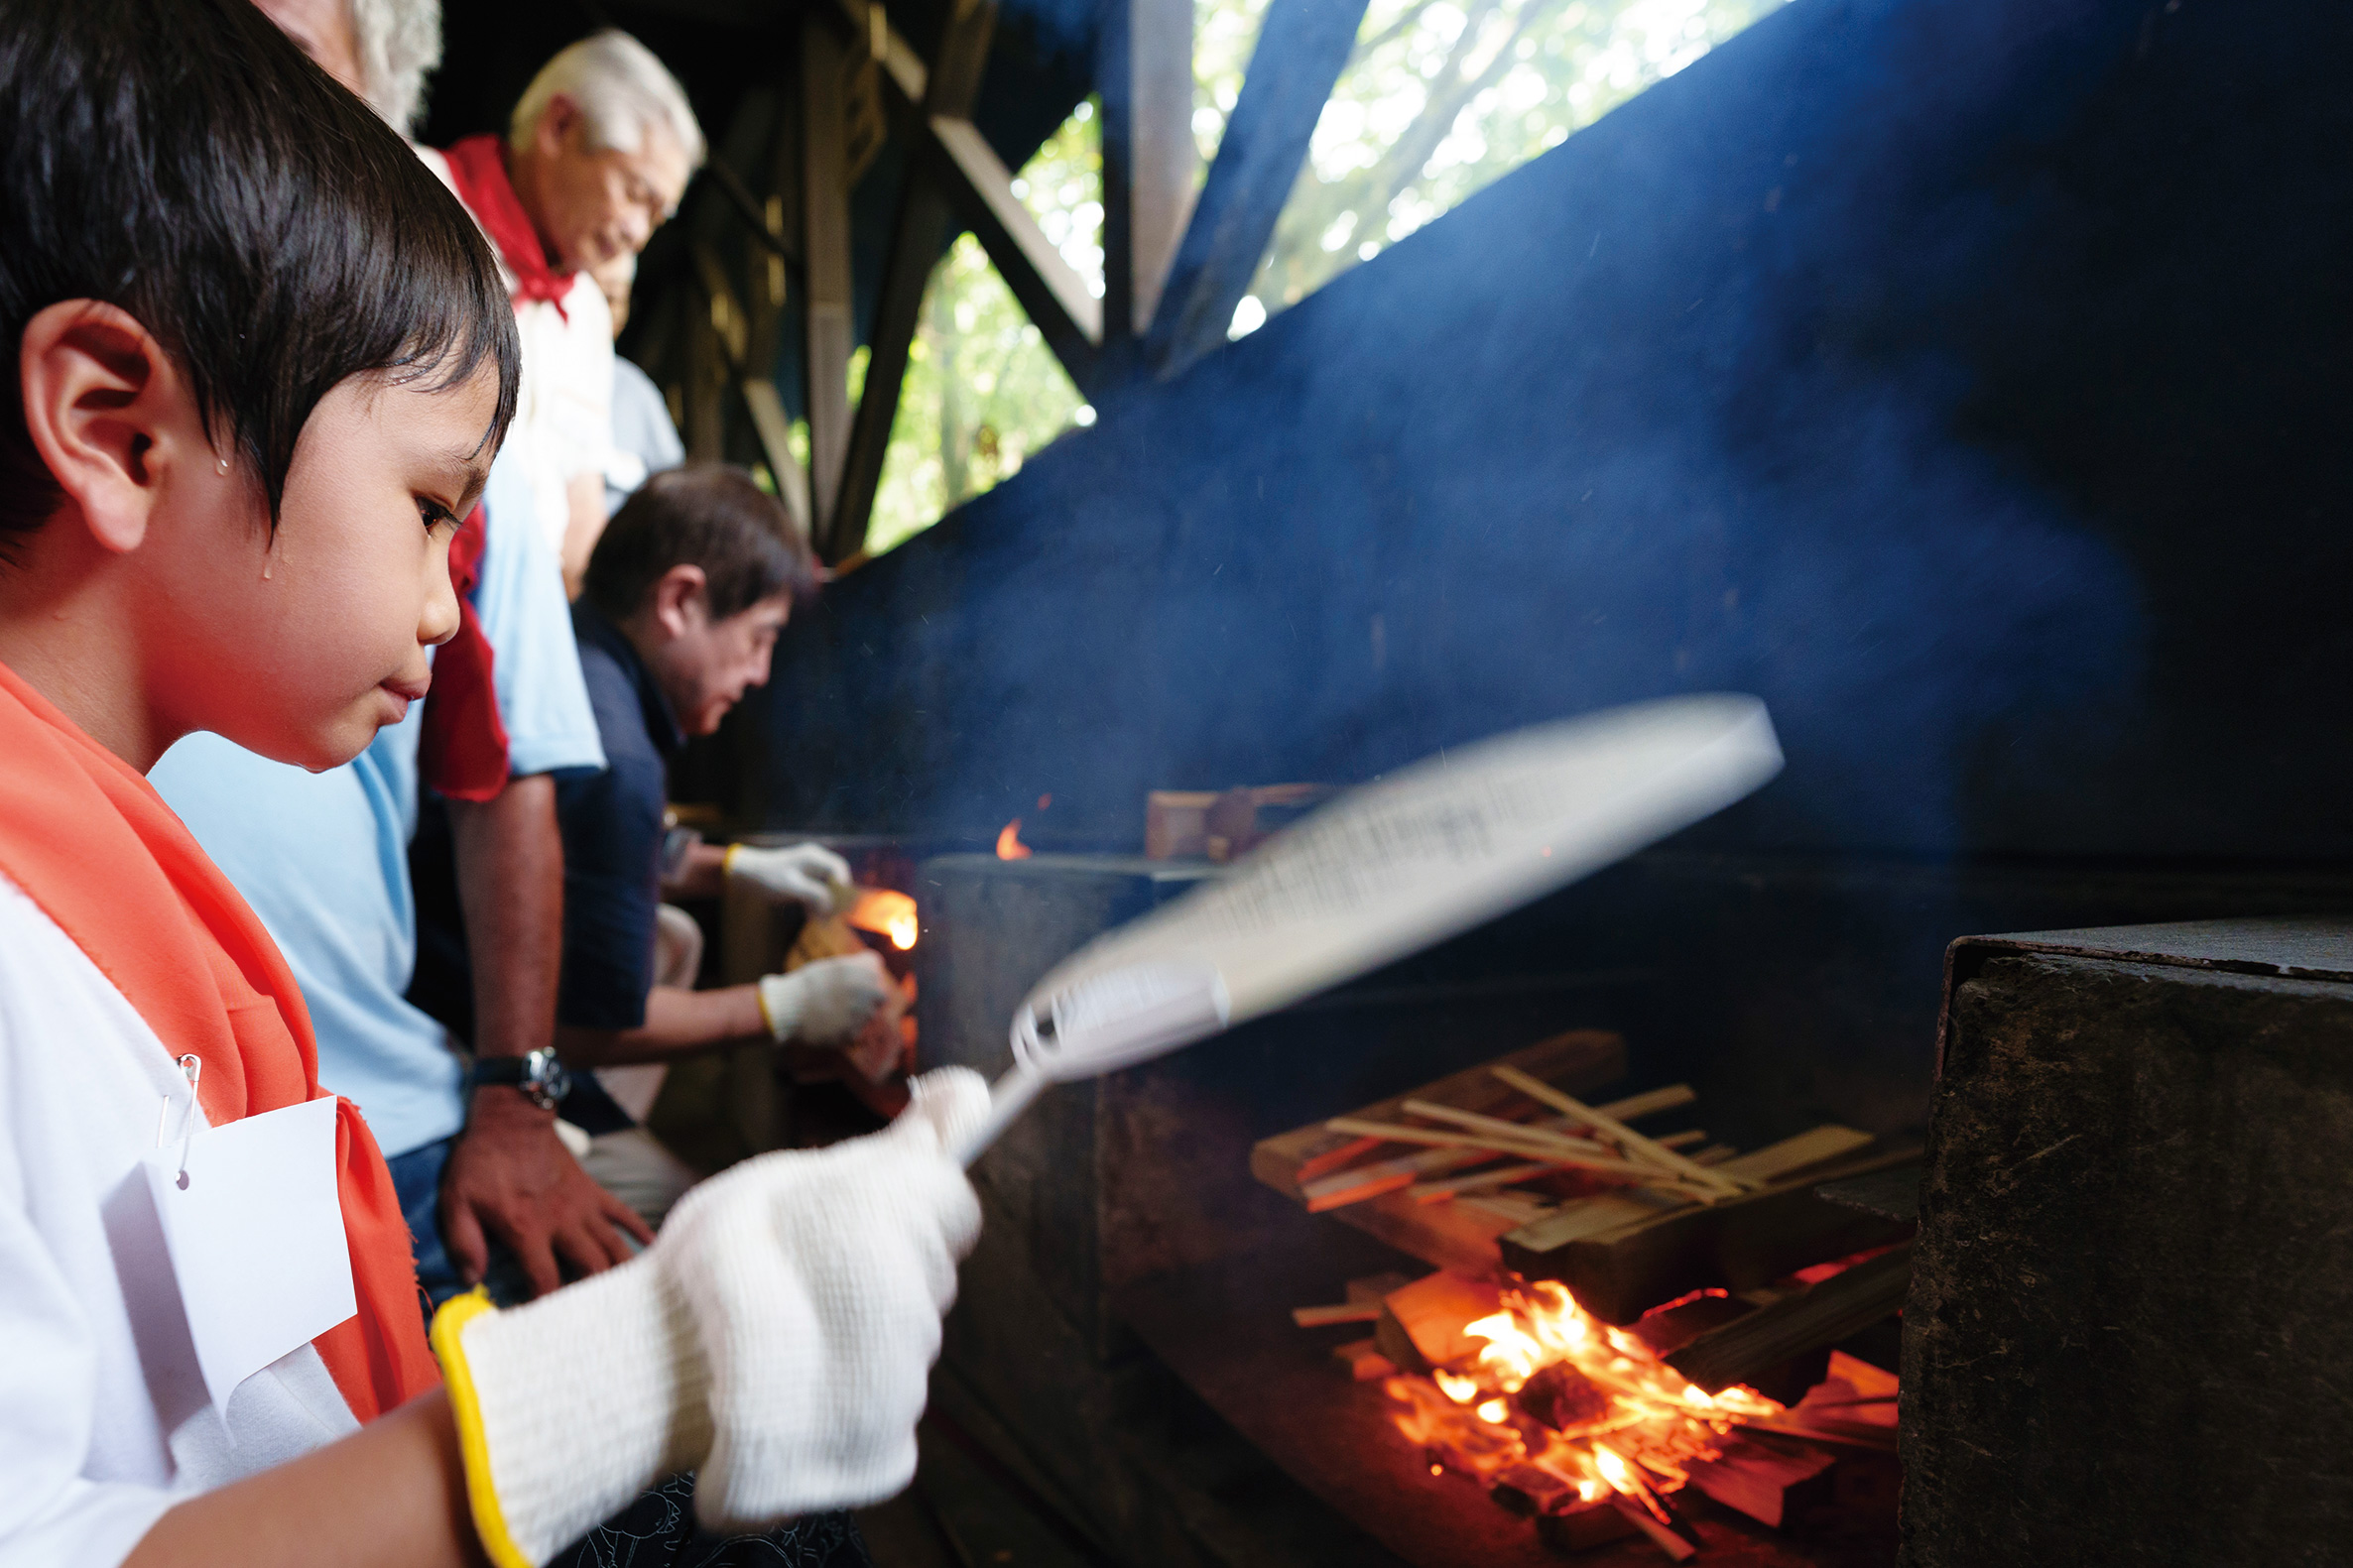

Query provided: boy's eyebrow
[435,447,493,512]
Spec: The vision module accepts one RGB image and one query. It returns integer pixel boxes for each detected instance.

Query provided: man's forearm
[555,983,766,1067]
[448,773,563,1062]
[662,840,731,903]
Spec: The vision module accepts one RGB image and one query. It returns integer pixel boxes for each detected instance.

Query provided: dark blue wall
[750,0,2353,869]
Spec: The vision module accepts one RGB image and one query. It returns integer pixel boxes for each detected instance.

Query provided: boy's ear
[650,563,709,639]
[17,301,202,556]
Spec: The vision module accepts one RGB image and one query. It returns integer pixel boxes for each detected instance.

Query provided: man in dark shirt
[555,466,894,1218]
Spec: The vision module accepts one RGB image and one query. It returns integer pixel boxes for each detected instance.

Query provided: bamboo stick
[1492,1065,1750,1196]
[1323,1117,1729,1198]
[1593,1083,1697,1122]
[1399,1098,1616,1157]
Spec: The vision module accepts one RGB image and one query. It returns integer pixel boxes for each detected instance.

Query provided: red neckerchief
[417,503,512,802]
[0,662,440,1421]
[439,134,576,319]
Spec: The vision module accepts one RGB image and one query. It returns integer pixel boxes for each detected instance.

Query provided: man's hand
[756,952,891,1046]
[725,842,852,914]
[439,1087,654,1299]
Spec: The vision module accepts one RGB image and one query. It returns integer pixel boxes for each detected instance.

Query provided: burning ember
[843,887,919,951]
[1385,1278,1781,1513]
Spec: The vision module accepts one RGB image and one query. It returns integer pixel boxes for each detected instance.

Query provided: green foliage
[1231,0,1789,329]
[863,110,1100,556]
[863,0,1788,553]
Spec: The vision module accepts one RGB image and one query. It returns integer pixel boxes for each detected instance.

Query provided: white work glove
[757,952,890,1046]
[724,841,851,915]
[432,1067,989,1566]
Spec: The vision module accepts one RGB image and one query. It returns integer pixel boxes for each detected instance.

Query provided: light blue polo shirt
[152,450,606,1156]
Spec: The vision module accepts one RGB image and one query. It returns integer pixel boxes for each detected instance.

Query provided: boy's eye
[417,498,459,537]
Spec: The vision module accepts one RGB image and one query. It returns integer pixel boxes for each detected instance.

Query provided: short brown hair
[583,465,820,622]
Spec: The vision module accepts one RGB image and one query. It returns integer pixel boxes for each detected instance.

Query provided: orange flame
[996,819,1033,860]
[844,888,919,951]
[1383,1277,1783,1506]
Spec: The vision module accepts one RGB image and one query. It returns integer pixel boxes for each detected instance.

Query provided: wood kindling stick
[1411,1160,1556,1201]
[1322,1116,1605,1163]
[1491,1065,1751,1195]
[1321,1118,1727,1198]
[1591,1083,1698,1122]
[1399,1099,1616,1157]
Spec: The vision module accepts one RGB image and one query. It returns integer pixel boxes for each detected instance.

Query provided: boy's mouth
[381,673,432,706]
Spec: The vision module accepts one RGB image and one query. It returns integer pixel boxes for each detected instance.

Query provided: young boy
[0,4,982,1565]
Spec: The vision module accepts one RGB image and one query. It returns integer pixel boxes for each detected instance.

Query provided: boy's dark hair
[0,0,521,559]
[584,466,822,624]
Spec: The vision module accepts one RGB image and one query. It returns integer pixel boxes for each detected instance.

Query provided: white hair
[509,30,705,171]
[349,0,441,135]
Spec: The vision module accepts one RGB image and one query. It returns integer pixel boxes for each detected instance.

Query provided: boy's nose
[421,551,462,648]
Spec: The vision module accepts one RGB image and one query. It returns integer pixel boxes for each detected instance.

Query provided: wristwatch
[469,1048,572,1113]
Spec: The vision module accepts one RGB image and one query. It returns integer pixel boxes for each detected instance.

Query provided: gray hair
[350,0,441,135]
[509,30,705,171]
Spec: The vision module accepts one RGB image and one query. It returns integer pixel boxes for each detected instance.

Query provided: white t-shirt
[417,146,614,562]
[0,874,357,1566]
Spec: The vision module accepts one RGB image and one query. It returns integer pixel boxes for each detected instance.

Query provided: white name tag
[141,1096,357,1423]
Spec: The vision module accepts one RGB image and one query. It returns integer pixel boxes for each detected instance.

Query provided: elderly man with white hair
[427,31,704,590]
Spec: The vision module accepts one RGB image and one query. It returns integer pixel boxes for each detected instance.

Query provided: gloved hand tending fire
[433,1067,989,1566]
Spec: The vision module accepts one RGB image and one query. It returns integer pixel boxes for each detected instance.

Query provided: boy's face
[651,591,792,738]
[161,369,493,770]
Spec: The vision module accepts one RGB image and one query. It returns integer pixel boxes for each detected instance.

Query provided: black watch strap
[469,1049,570,1111]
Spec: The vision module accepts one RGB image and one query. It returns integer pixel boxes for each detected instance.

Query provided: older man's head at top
[251,0,440,132]
[506,32,702,275]
[252,7,698,277]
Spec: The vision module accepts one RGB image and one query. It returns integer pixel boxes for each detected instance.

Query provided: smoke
[760,0,2348,871]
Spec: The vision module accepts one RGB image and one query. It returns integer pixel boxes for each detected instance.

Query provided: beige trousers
[577,905,704,1229]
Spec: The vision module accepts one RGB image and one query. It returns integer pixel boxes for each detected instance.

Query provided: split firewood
[1609,1493,1701,1561]
[1488,1464,1576,1517]
[1499,1140,1920,1325]
[1293,1134,1384,1183]
[1535,1498,1640,1551]
[1684,1432,1837,1527]
[1290,1302,1384,1327]
[1373,1271,1502,1373]
[1410,1159,1558,1202]
[1345,1270,1415,1304]
[1456,1192,1552,1226]
[1665,1245,1914,1393]
[1410,1132,1709,1204]
[1330,1337,1396,1381]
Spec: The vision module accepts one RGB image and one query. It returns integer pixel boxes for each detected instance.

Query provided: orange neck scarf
[0,661,438,1421]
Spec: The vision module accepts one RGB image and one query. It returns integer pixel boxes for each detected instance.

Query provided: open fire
[1385,1278,1782,1514]
[843,886,919,950]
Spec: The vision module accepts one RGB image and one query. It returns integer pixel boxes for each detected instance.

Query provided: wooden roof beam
[830,0,998,564]
[1144,0,1368,380]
